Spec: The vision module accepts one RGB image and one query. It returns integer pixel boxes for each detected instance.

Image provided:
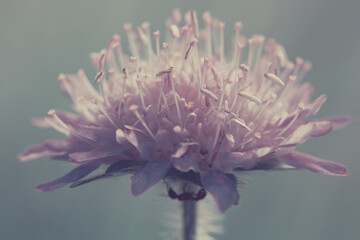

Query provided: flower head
[19,10,353,213]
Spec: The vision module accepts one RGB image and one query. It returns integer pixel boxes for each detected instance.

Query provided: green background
[1,0,360,239]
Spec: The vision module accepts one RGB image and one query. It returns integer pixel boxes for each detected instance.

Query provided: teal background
[1,0,360,239]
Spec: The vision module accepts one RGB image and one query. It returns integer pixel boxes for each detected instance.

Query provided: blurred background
[1,0,360,239]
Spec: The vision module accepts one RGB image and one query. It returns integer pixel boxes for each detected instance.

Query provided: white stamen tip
[112,34,120,41]
[254,132,261,139]
[123,23,132,32]
[239,64,249,72]
[238,91,262,104]
[47,109,56,116]
[264,73,285,86]
[170,24,180,38]
[129,105,139,112]
[173,9,182,25]
[141,22,150,30]
[270,93,277,101]
[216,112,226,121]
[303,61,312,72]
[288,75,297,83]
[200,88,218,101]
[58,74,66,81]
[234,22,243,31]
[298,102,305,111]
[202,11,212,26]
[173,125,182,133]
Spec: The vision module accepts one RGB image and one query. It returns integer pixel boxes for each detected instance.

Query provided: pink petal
[172,153,200,172]
[172,142,199,158]
[130,161,171,196]
[116,129,140,158]
[214,152,256,171]
[69,124,116,145]
[17,144,49,162]
[310,94,327,115]
[200,170,239,213]
[106,159,142,174]
[70,160,142,188]
[69,146,124,162]
[281,123,313,146]
[44,139,91,155]
[318,116,357,129]
[309,121,332,138]
[154,129,175,149]
[36,161,101,192]
[279,151,349,176]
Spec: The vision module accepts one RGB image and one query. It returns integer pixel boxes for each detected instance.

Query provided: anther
[170,24,180,38]
[94,71,104,83]
[264,73,285,87]
[238,91,262,104]
[200,88,218,101]
[254,132,261,140]
[239,64,249,72]
[173,125,182,134]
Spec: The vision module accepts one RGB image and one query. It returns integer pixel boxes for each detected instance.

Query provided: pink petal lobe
[200,170,239,213]
[214,152,255,171]
[279,151,349,176]
[172,153,200,172]
[281,123,313,147]
[17,144,49,162]
[309,121,333,138]
[36,161,101,192]
[130,161,171,196]
[318,116,357,129]
[69,146,123,162]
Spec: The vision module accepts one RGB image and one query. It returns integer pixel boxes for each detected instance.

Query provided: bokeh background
[1,0,360,239]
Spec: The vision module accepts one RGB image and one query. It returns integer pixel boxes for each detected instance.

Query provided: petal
[250,158,295,171]
[18,144,49,162]
[281,123,313,147]
[318,116,357,130]
[172,153,200,172]
[166,168,202,186]
[200,170,239,213]
[172,142,199,158]
[130,161,171,196]
[116,129,140,159]
[36,161,101,192]
[44,139,91,155]
[214,152,256,171]
[154,129,175,150]
[309,121,332,138]
[69,146,123,162]
[105,159,143,174]
[59,71,98,101]
[310,94,327,115]
[279,151,349,176]
[70,160,143,188]
[69,124,116,145]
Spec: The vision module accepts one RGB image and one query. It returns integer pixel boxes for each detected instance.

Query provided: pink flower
[18,10,354,213]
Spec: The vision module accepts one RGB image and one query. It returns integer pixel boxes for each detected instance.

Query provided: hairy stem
[182,199,197,240]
